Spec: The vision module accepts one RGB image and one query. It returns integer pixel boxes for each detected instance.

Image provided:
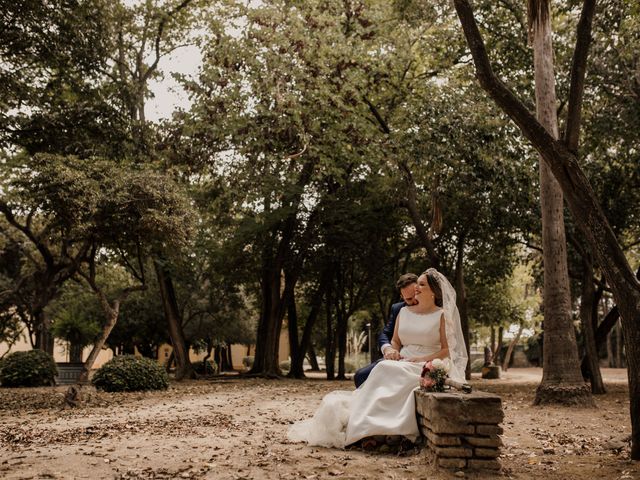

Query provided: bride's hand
[383,348,401,361]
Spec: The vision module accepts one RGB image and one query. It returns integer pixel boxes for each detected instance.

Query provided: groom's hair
[396,273,418,290]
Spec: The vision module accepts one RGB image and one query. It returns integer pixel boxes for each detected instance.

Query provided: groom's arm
[378,302,403,353]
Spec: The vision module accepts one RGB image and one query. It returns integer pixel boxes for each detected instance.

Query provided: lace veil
[425,268,468,383]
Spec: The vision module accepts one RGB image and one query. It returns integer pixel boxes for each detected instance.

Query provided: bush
[91,355,169,392]
[334,359,357,374]
[194,359,218,375]
[470,358,485,373]
[0,350,58,387]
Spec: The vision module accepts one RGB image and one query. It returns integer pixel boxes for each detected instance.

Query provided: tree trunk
[325,282,336,380]
[153,259,195,380]
[307,344,320,371]
[34,310,54,355]
[288,272,328,378]
[335,304,347,381]
[502,324,524,372]
[616,321,624,368]
[495,326,504,366]
[78,297,120,384]
[226,345,233,371]
[454,235,471,380]
[165,350,175,373]
[251,263,285,377]
[202,338,213,372]
[529,0,592,406]
[490,326,496,356]
[581,304,620,373]
[579,257,606,393]
[286,289,301,377]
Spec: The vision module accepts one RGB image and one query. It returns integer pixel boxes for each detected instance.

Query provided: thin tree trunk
[307,344,320,371]
[153,260,195,380]
[325,281,336,380]
[490,326,496,356]
[164,350,175,372]
[528,0,592,406]
[35,310,54,355]
[580,257,605,393]
[78,295,120,384]
[503,325,524,372]
[616,321,623,368]
[227,345,233,371]
[335,306,347,381]
[286,289,301,376]
[495,326,504,366]
[200,339,213,373]
[289,272,328,378]
[454,235,471,380]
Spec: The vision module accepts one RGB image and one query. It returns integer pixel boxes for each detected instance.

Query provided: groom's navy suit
[353,301,406,388]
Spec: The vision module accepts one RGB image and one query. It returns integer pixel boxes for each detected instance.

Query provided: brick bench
[414,390,504,471]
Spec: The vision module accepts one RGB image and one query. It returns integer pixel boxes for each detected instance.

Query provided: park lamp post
[366,323,372,363]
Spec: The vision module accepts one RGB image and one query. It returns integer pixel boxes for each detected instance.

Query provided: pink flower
[421,376,435,388]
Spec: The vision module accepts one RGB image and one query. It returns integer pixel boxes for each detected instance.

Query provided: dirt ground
[0,367,638,480]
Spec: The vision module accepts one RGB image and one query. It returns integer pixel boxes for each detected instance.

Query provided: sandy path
[0,369,638,479]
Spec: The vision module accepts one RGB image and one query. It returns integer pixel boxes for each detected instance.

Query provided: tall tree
[103,0,200,379]
[528,0,592,405]
[453,0,640,458]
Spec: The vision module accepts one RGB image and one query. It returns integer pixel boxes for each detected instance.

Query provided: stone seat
[414,389,504,471]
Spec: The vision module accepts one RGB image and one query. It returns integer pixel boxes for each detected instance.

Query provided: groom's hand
[383,348,401,360]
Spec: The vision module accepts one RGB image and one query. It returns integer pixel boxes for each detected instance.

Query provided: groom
[353,273,419,388]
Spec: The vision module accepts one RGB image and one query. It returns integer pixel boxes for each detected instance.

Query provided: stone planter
[55,362,85,385]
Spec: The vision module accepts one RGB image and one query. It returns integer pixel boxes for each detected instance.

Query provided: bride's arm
[405,314,450,362]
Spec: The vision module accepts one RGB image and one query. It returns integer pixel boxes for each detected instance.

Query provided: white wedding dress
[288,307,443,448]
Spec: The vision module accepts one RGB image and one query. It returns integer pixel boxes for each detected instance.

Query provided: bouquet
[420,358,450,392]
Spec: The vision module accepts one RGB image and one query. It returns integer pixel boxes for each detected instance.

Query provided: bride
[288,268,467,448]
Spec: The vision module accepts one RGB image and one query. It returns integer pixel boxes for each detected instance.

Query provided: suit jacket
[378,301,406,351]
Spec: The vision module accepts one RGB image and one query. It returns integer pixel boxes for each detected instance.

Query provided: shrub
[470,358,485,373]
[333,359,357,374]
[91,355,168,392]
[0,350,58,387]
[194,359,218,375]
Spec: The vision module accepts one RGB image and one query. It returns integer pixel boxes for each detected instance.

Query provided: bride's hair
[423,268,443,307]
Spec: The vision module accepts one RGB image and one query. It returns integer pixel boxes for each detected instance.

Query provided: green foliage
[50,282,102,351]
[0,350,58,387]
[91,355,169,392]
[193,360,218,375]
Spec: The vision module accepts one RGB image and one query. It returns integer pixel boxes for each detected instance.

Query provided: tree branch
[0,201,55,268]
[362,96,391,134]
[453,0,639,292]
[142,0,195,83]
[563,0,597,153]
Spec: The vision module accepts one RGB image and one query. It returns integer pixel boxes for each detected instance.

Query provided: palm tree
[527,0,593,406]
